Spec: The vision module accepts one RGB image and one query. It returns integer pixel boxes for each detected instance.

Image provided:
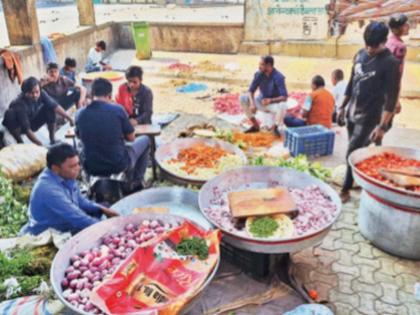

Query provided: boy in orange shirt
[284,75,334,128]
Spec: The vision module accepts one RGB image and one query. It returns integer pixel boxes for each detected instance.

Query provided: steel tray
[51,213,219,315]
[199,166,342,254]
[112,187,213,230]
[155,137,247,186]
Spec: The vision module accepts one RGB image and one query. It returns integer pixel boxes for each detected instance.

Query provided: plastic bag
[0,295,64,315]
[284,304,334,315]
[90,221,220,314]
[0,144,47,181]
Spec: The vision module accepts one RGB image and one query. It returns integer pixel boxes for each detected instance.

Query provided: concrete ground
[109,50,420,130]
[0,4,244,47]
[104,50,420,315]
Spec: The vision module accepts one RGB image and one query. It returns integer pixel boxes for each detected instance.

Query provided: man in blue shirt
[22,143,118,235]
[76,78,150,191]
[60,57,77,83]
[240,55,288,136]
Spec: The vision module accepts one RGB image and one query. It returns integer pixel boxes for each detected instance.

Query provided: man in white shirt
[330,69,347,122]
[85,41,112,73]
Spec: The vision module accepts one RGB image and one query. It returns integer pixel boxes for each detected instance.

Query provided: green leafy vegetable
[176,237,209,260]
[0,246,55,300]
[0,174,29,238]
[249,216,279,238]
[250,155,331,181]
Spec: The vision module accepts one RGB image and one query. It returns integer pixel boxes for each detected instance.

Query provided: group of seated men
[240,55,346,135]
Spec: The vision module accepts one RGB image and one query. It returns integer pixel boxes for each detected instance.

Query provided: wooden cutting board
[379,169,420,187]
[228,187,296,218]
[381,167,420,178]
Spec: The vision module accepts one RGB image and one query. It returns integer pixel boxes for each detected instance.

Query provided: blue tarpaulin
[176,83,208,93]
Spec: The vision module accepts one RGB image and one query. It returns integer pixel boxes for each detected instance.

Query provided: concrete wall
[244,0,330,41]
[118,22,244,54]
[0,23,120,117]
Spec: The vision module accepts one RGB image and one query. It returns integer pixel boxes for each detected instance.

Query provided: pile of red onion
[61,220,172,314]
[213,93,243,115]
[167,63,192,72]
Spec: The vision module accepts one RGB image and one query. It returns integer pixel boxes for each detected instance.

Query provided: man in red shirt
[115,66,153,126]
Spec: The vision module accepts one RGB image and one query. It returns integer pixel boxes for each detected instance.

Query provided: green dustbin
[131,22,152,60]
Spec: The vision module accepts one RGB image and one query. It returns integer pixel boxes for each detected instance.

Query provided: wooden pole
[1,0,40,45]
[76,0,96,26]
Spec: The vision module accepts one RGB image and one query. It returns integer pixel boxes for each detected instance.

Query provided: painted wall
[0,23,119,117]
[118,22,244,53]
[244,0,330,41]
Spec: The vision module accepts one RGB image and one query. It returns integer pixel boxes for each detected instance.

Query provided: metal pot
[359,190,420,260]
[349,146,420,209]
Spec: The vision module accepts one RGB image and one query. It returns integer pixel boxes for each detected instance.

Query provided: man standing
[41,62,86,110]
[338,22,400,203]
[2,77,73,145]
[85,41,112,73]
[76,78,150,191]
[240,55,288,136]
[115,66,153,126]
[386,14,410,126]
[21,143,118,235]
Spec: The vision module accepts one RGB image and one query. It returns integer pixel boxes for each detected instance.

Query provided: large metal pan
[349,146,420,209]
[199,166,341,254]
[155,137,247,186]
[51,213,220,315]
[112,187,213,230]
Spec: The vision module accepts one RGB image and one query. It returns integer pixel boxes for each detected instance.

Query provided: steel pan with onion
[155,137,248,186]
[51,213,220,315]
[199,166,342,254]
[349,146,420,259]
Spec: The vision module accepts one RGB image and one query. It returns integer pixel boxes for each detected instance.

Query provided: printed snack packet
[90,221,220,314]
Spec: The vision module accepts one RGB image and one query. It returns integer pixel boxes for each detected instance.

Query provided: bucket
[131,22,152,60]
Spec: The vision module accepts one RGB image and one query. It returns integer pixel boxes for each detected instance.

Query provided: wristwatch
[378,123,388,131]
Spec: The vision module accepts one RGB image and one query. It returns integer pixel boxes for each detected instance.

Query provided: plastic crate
[284,125,335,157]
[221,242,282,281]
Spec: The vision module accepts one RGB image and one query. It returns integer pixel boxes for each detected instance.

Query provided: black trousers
[343,120,377,191]
[55,88,81,111]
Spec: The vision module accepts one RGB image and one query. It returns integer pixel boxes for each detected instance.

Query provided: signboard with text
[244,0,330,41]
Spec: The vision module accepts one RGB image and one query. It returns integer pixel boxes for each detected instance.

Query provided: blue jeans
[284,115,306,127]
[126,136,150,185]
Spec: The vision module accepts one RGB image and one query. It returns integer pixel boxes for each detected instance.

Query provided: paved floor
[292,190,420,315]
[110,50,420,130]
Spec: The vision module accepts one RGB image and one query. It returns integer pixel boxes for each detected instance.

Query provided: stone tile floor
[159,114,420,315]
[292,190,420,315]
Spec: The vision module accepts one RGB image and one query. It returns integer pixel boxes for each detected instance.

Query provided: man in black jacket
[338,21,400,203]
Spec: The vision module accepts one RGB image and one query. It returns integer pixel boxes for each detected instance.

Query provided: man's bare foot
[340,190,351,203]
[245,125,260,133]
